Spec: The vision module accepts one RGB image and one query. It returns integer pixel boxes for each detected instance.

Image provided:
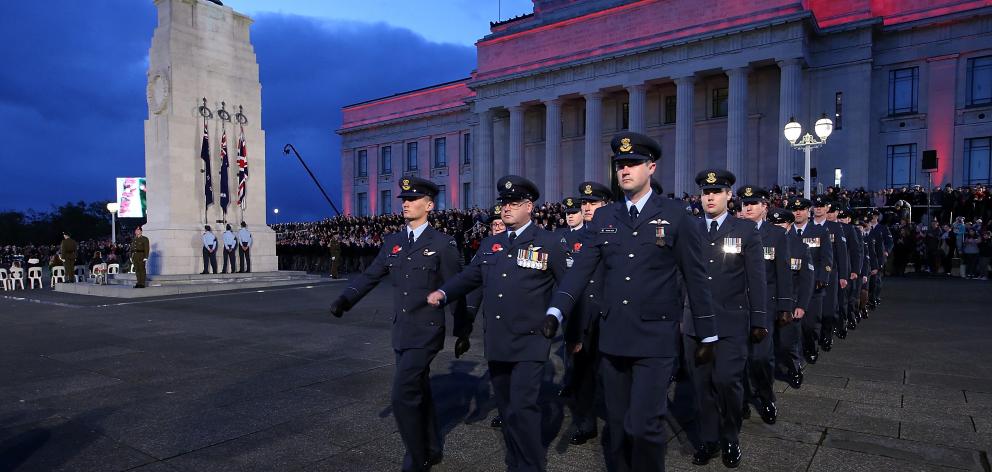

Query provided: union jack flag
[236,125,249,210]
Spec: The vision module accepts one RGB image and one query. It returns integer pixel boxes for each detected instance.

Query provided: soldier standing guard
[428,175,567,472]
[130,226,150,288]
[736,185,792,425]
[686,169,766,468]
[328,236,341,279]
[546,132,717,472]
[811,196,848,352]
[767,209,813,388]
[330,176,471,472]
[222,224,237,274]
[238,221,253,273]
[60,232,78,284]
[787,197,833,365]
[201,225,218,275]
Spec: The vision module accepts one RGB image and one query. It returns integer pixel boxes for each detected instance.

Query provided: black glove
[329,296,350,318]
[815,280,827,290]
[776,311,793,326]
[694,342,715,366]
[454,336,471,358]
[541,315,559,339]
[750,327,769,343]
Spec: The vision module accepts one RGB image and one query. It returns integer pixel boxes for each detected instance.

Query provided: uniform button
[625,276,631,281]
[589,294,594,298]
[405,275,409,278]
[589,279,595,284]
[403,292,408,296]
[710,242,715,246]
[661,315,667,320]
[508,254,513,258]
[498,294,503,298]
[407,257,411,260]
[502,273,507,277]
[709,259,714,263]
[622,300,629,305]
[628,253,634,258]
[707,276,713,280]
[402,309,407,312]
[632,231,638,236]
[496,315,501,319]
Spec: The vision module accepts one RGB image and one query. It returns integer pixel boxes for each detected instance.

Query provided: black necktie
[709,220,718,236]
[797,228,803,238]
[629,205,639,222]
[508,232,517,244]
[407,231,414,248]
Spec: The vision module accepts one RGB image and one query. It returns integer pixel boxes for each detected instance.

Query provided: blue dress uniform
[547,133,717,472]
[201,226,218,274]
[438,176,567,472]
[768,209,814,388]
[837,207,864,333]
[737,186,792,424]
[812,196,848,350]
[329,177,469,472]
[787,197,834,364]
[685,170,766,466]
[867,211,893,307]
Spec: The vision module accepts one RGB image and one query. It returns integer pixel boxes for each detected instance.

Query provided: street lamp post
[106,202,119,245]
[784,114,834,199]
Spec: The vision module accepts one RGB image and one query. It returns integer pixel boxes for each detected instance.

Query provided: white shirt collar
[406,221,429,242]
[625,188,653,213]
[571,223,584,232]
[508,220,532,239]
[794,221,809,232]
[705,211,729,230]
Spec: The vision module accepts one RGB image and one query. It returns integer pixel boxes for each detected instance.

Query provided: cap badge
[584,184,593,195]
[401,179,411,191]
[619,137,633,153]
[744,187,753,197]
[504,180,513,190]
[705,172,717,184]
[494,205,502,213]
[565,198,573,206]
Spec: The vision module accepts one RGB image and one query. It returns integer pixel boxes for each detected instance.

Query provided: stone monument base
[142,224,277,276]
[53,270,331,299]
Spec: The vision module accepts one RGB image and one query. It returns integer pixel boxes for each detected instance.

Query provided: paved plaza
[0,276,990,471]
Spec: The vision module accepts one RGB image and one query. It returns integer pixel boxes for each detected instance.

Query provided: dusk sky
[0,0,532,223]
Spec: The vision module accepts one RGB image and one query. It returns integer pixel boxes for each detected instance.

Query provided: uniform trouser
[202,248,217,273]
[745,319,776,408]
[220,248,237,274]
[134,258,146,286]
[599,354,675,472]
[802,292,825,355]
[239,246,251,272]
[869,271,883,303]
[684,335,748,446]
[489,360,546,472]
[393,348,441,472]
[330,256,340,278]
[63,259,75,282]
[821,276,839,342]
[569,330,600,434]
[774,318,803,375]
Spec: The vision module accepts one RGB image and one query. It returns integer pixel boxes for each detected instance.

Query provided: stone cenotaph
[143,0,275,275]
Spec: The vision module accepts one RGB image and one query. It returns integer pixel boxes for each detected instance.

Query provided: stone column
[778,58,803,186]
[508,105,525,176]
[544,98,562,202]
[627,84,647,133]
[584,92,604,182]
[476,109,495,207]
[726,67,749,185]
[674,76,696,197]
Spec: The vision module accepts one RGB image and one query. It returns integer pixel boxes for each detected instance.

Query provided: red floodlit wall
[808,0,992,28]
[341,81,475,130]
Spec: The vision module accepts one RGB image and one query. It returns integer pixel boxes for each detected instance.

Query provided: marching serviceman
[767,209,813,388]
[736,185,792,425]
[859,215,880,318]
[479,202,506,430]
[687,169,766,468]
[238,221,253,273]
[222,224,237,274]
[787,197,833,365]
[329,176,471,472]
[556,195,585,398]
[60,231,78,283]
[812,196,848,352]
[867,210,893,309]
[545,132,718,472]
[559,181,612,446]
[428,175,567,472]
[131,226,150,289]
[201,225,218,275]
[835,206,863,334]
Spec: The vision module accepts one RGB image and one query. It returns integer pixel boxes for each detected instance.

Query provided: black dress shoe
[820,338,833,352]
[428,452,443,466]
[722,442,742,468]
[490,415,502,428]
[133,284,145,289]
[804,350,818,364]
[847,319,858,330]
[759,402,777,425]
[836,327,848,339]
[569,429,597,445]
[789,371,804,389]
[741,403,751,420]
[692,443,720,465]
[200,271,208,275]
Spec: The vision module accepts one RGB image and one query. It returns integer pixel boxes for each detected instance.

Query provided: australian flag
[219,129,230,214]
[236,126,249,210]
[201,121,214,209]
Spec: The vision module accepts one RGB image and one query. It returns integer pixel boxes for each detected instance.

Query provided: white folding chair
[9,268,25,290]
[0,269,9,291]
[107,263,120,275]
[51,266,66,286]
[27,267,43,289]
[74,265,87,282]
[92,263,108,285]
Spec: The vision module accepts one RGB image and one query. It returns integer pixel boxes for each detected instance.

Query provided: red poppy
[491,243,503,252]
[391,245,402,254]
[573,242,582,252]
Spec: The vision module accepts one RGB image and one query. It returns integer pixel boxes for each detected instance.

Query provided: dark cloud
[0,1,475,223]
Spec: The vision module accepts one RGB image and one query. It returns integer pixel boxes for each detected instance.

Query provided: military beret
[736,185,769,203]
[787,197,812,210]
[497,175,540,203]
[397,176,439,199]
[767,208,795,224]
[610,132,661,162]
[562,196,580,214]
[695,169,736,190]
[577,181,612,202]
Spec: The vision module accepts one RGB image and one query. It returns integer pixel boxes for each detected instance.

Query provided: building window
[356,149,368,177]
[621,102,629,130]
[463,133,471,164]
[436,185,447,210]
[965,137,992,184]
[888,67,919,116]
[357,192,368,217]
[380,190,391,214]
[462,182,472,208]
[886,144,917,188]
[967,56,992,106]
[834,92,843,130]
[406,142,418,171]
[711,87,728,118]
[380,146,391,174]
[664,96,677,124]
[434,137,447,168]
